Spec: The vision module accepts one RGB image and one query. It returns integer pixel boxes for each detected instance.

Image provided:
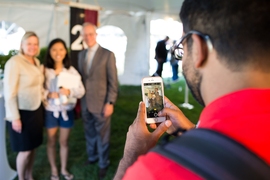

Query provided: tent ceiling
[0,0,183,15]
[0,0,184,85]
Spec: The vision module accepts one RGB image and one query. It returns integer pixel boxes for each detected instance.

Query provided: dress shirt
[85,43,99,75]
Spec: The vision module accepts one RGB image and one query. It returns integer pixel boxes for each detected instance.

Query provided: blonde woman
[4,31,44,180]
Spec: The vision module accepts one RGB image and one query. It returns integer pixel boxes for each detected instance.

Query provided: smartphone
[141,77,166,124]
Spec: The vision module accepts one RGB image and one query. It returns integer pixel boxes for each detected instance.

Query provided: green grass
[7,77,203,180]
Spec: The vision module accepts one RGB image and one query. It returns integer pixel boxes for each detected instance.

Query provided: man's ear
[191,34,208,68]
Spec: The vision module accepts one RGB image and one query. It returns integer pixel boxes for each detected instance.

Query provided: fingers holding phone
[124,102,171,159]
[158,96,195,133]
[164,96,182,110]
[124,102,151,158]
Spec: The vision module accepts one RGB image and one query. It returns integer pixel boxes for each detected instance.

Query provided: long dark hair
[44,38,71,69]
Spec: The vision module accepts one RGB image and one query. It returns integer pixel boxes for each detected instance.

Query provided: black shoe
[84,159,98,166]
[98,167,108,180]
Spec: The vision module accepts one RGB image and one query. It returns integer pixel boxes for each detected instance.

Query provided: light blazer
[4,53,44,121]
[78,45,118,113]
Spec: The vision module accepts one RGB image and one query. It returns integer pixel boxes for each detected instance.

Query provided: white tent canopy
[0,0,184,85]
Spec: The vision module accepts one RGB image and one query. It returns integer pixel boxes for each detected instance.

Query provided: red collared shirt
[123,89,270,180]
[198,88,270,164]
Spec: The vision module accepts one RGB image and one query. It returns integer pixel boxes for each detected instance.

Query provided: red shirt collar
[198,88,270,127]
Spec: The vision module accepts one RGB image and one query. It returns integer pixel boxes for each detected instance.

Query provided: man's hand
[12,119,22,133]
[124,101,171,157]
[114,102,171,180]
[151,96,195,134]
[103,103,114,118]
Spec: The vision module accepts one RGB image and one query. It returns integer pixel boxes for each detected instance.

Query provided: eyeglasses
[172,30,213,60]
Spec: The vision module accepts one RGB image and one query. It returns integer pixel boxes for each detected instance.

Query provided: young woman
[44,38,85,180]
[4,31,44,180]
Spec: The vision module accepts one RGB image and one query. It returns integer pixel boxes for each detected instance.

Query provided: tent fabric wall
[0,1,182,85]
[0,3,70,47]
[100,13,151,84]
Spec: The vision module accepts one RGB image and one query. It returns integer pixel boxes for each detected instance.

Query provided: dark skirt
[7,104,44,152]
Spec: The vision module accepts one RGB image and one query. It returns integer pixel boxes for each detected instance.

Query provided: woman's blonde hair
[20,31,40,56]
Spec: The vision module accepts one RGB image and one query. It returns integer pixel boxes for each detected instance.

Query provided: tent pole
[179,82,194,109]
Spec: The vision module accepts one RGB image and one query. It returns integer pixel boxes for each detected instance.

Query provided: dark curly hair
[180,0,270,71]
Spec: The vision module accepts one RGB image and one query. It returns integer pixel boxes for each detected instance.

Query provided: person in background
[114,0,270,179]
[4,31,44,180]
[154,88,162,108]
[43,38,85,180]
[170,40,179,82]
[78,22,118,179]
[152,36,169,77]
[144,93,149,108]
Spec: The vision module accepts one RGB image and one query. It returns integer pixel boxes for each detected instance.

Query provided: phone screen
[143,82,164,118]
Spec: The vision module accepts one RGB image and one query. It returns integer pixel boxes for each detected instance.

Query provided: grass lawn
[7,77,203,180]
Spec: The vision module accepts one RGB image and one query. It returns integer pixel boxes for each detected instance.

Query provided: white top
[43,66,85,120]
[85,43,99,74]
[4,53,44,121]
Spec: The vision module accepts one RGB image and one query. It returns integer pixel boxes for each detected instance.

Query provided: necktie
[84,49,94,75]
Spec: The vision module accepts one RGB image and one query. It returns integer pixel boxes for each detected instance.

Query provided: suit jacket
[78,45,118,114]
[4,53,44,121]
[155,40,168,61]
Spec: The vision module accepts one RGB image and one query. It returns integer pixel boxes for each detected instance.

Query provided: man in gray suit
[78,23,118,179]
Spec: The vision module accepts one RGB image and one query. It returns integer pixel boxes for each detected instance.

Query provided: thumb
[152,120,172,139]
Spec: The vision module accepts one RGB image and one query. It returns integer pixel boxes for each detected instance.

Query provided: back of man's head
[180,0,270,72]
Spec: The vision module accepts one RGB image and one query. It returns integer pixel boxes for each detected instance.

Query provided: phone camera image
[143,83,164,118]
[148,109,159,118]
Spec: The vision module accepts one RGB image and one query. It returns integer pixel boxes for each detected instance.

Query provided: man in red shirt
[114,0,270,179]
